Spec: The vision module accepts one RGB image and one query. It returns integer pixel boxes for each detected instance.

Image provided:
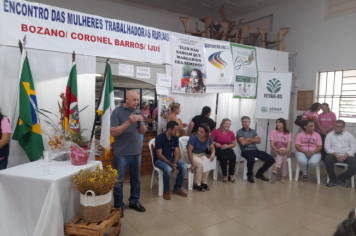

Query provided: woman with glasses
[167,102,187,137]
[317,103,336,161]
[295,120,322,182]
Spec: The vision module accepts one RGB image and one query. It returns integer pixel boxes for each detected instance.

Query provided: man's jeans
[114,154,141,208]
[154,157,187,191]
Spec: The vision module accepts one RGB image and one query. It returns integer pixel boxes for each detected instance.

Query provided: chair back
[179,136,190,164]
[148,138,156,166]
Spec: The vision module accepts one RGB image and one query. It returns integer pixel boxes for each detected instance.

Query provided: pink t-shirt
[141,109,150,117]
[211,129,236,147]
[302,110,318,122]
[1,117,12,159]
[295,131,322,152]
[317,112,336,134]
[269,130,292,149]
[152,108,158,119]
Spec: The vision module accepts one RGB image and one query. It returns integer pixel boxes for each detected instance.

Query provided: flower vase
[70,146,88,165]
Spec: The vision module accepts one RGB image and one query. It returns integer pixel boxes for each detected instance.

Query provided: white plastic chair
[326,163,355,188]
[268,157,293,180]
[235,150,273,181]
[179,136,194,190]
[148,138,164,196]
[295,162,320,184]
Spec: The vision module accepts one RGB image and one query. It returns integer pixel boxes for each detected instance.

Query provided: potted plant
[65,129,91,165]
[72,165,118,222]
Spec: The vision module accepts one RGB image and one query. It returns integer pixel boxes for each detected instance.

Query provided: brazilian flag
[12,51,44,161]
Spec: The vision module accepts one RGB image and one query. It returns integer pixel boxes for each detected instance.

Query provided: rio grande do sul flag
[64,63,80,133]
[96,62,115,159]
[12,50,44,161]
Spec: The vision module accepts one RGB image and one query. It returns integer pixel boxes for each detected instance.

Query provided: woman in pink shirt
[302,103,321,123]
[270,118,292,183]
[295,120,322,182]
[317,103,336,161]
[211,118,237,183]
[0,108,11,170]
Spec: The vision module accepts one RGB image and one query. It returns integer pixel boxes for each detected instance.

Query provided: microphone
[135,109,141,127]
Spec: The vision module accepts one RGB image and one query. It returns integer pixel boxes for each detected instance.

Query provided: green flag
[12,51,44,161]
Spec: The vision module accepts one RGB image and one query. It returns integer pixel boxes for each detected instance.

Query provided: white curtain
[0,46,96,168]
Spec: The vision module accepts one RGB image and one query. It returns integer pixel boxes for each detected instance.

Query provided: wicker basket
[79,190,112,223]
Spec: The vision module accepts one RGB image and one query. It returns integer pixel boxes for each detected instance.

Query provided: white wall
[26,0,205,34]
[231,0,356,143]
[0,46,96,167]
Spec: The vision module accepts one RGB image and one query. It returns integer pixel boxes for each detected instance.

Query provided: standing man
[110,90,146,217]
[155,121,187,200]
[325,120,356,187]
[236,116,275,183]
[187,106,216,136]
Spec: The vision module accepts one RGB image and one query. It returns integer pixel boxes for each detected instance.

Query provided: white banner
[0,0,170,64]
[204,40,234,93]
[170,33,206,94]
[255,72,292,119]
[231,44,258,99]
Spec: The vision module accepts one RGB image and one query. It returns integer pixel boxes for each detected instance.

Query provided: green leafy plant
[65,128,90,147]
[267,78,281,93]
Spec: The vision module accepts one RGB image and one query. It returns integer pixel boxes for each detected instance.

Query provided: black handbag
[294,112,306,127]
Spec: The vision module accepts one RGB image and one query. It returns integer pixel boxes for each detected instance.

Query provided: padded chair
[148,138,164,196]
[295,162,321,184]
[179,136,194,190]
[326,163,355,188]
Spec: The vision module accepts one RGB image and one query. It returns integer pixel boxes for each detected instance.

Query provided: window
[317,70,356,123]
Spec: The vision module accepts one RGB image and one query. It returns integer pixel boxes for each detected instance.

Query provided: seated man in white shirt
[325,120,356,187]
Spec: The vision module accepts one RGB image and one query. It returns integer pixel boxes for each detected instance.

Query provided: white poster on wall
[118,64,134,77]
[158,95,178,133]
[0,0,171,64]
[255,72,292,119]
[231,44,258,99]
[156,85,170,95]
[204,40,234,93]
[136,67,150,79]
[170,33,206,94]
[157,73,171,87]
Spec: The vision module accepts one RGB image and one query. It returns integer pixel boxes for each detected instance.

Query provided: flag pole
[10,37,26,133]
[89,58,110,147]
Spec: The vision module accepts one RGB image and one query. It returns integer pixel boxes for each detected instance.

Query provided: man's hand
[337,154,348,162]
[128,114,136,124]
[170,163,178,172]
[135,115,143,122]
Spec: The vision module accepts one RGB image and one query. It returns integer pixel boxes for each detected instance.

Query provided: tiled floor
[107,158,355,236]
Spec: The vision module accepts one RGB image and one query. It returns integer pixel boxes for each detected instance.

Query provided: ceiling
[109,0,286,20]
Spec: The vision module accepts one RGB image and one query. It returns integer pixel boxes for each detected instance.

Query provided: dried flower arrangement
[72,165,118,195]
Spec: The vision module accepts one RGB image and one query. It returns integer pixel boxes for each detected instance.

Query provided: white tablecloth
[0,160,102,236]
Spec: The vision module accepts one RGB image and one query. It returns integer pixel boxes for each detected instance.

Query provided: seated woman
[140,102,151,124]
[295,120,322,182]
[211,118,237,183]
[187,123,215,192]
[270,118,292,183]
[166,102,187,137]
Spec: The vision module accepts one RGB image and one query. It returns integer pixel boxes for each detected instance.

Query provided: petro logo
[209,51,227,70]
[267,78,281,93]
[261,106,268,113]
